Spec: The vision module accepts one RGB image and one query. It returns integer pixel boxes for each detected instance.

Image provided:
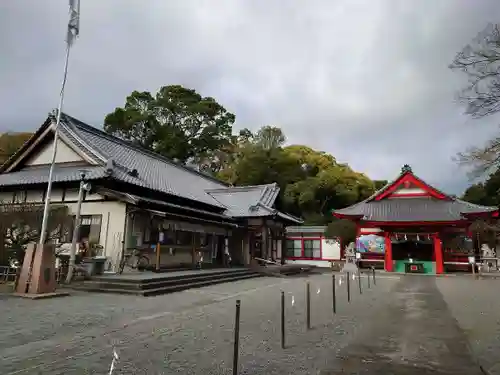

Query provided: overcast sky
[1,1,500,194]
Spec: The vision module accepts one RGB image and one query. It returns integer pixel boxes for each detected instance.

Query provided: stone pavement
[321,275,484,374]
[0,273,495,374]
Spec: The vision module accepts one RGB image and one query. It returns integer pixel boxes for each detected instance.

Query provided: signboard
[468,256,476,264]
[356,234,385,253]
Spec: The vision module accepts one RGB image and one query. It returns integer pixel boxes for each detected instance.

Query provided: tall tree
[462,168,500,206]
[253,126,286,150]
[450,23,500,175]
[103,85,235,171]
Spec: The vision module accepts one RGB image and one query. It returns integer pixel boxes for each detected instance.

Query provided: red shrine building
[332,165,499,274]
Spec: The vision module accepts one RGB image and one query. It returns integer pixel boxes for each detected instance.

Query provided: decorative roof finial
[401,164,412,174]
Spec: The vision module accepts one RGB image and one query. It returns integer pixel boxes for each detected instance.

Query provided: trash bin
[92,256,107,276]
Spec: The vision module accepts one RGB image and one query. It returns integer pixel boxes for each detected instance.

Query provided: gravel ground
[1,272,398,374]
[437,276,500,375]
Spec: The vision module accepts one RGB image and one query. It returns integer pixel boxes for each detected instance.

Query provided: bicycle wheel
[137,255,149,268]
[118,257,126,274]
[128,255,140,269]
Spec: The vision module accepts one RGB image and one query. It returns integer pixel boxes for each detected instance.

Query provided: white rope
[108,347,119,375]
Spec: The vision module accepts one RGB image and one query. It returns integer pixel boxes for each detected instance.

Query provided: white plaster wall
[25,138,84,165]
[392,187,425,195]
[65,200,126,265]
[322,238,341,260]
[0,187,127,269]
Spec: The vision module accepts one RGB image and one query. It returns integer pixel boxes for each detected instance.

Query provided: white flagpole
[39,1,80,244]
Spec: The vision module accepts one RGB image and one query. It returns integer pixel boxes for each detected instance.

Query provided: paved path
[322,276,483,374]
[0,274,493,374]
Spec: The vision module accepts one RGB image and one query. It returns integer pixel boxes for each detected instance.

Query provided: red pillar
[434,233,444,274]
[384,232,393,272]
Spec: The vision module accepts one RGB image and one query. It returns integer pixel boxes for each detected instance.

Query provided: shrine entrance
[391,233,435,274]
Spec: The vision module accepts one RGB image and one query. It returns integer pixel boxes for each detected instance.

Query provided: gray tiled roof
[206,183,280,217]
[0,166,107,186]
[206,183,302,223]
[0,113,302,222]
[334,196,497,222]
[58,114,228,207]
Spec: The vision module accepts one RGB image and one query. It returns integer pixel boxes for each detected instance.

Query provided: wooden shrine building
[332,165,499,274]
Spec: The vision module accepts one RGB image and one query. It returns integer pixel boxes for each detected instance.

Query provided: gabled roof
[1,112,229,207]
[333,165,498,223]
[368,164,448,201]
[0,112,303,223]
[205,183,303,223]
[206,183,280,216]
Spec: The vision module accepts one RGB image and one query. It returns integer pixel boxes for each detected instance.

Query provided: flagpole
[39,45,71,244]
[39,1,79,244]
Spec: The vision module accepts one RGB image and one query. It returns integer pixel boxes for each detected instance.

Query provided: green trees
[105,84,379,223]
[462,168,500,206]
[216,129,376,224]
[103,85,235,173]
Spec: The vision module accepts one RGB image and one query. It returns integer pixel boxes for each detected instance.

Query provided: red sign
[410,265,418,271]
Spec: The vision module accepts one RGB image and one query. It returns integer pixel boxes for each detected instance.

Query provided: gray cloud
[1,0,500,194]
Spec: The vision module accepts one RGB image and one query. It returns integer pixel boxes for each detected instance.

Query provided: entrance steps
[68,268,262,297]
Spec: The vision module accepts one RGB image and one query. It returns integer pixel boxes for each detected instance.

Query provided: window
[68,215,102,243]
[303,239,321,259]
[286,240,302,257]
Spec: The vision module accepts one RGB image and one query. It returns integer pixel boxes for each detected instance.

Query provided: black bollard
[233,300,241,375]
[306,281,311,330]
[332,274,336,314]
[347,272,351,303]
[281,291,285,349]
[372,267,376,285]
[367,271,371,288]
[358,271,362,294]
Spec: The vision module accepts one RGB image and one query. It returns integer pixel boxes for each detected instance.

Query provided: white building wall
[0,187,127,270]
[391,187,426,195]
[25,138,85,165]
[286,236,342,268]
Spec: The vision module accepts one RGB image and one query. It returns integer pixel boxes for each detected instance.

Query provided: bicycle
[118,249,149,274]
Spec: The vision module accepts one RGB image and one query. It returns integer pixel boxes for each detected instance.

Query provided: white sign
[159,232,165,242]
[355,252,361,259]
[468,256,476,264]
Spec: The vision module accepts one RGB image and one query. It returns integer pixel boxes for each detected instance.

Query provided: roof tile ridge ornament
[105,158,115,176]
[401,164,412,174]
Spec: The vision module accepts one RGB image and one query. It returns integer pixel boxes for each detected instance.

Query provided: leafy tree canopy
[462,168,500,206]
[103,85,235,172]
[217,127,376,224]
[325,219,357,249]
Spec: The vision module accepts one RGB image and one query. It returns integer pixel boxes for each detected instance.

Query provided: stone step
[70,272,262,296]
[81,269,257,291]
[91,268,251,285]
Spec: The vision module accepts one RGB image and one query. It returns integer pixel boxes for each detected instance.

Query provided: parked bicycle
[118,249,149,274]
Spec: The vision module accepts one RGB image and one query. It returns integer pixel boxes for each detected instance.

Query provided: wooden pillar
[191,232,197,267]
[384,232,393,272]
[261,224,268,260]
[434,232,444,274]
[155,242,161,271]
